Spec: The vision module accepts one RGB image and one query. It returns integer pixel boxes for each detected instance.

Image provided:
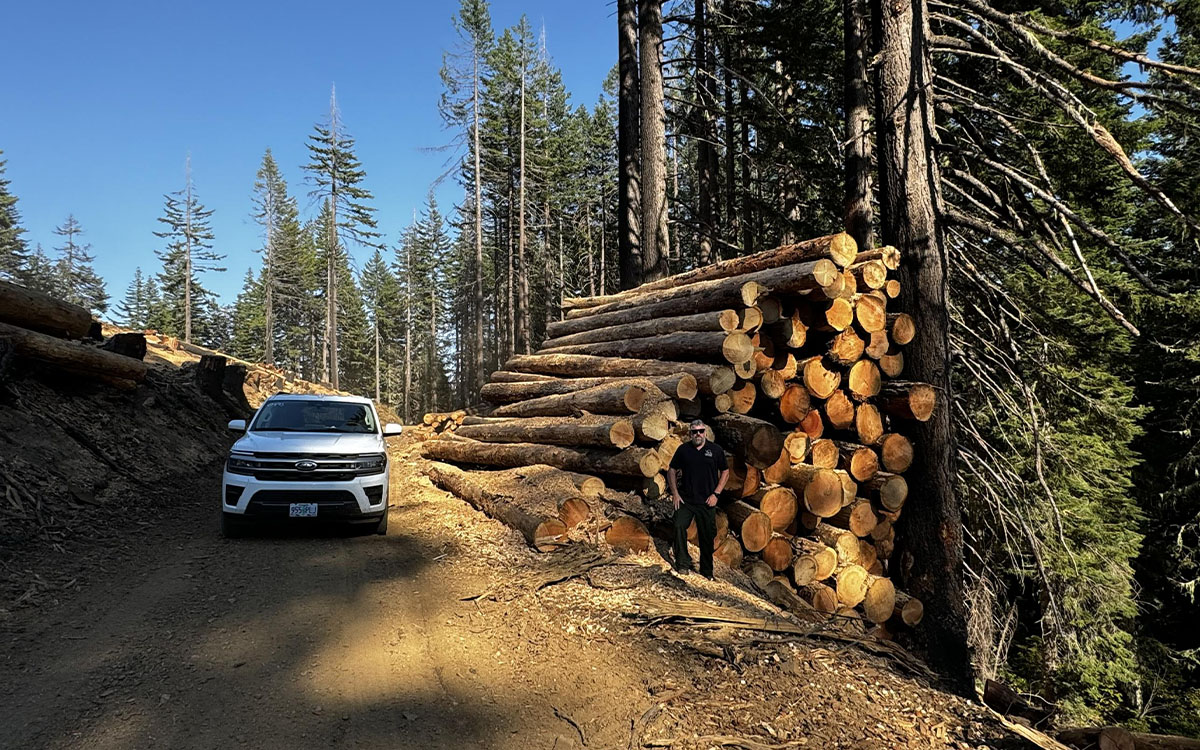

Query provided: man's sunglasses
[690,429,706,435]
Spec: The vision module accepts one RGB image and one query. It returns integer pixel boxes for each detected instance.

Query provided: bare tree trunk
[739,75,753,256]
[184,156,193,344]
[473,48,485,393]
[327,94,341,391]
[695,0,717,265]
[507,184,515,359]
[618,0,642,290]
[722,16,737,255]
[599,202,607,295]
[405,243,413,422]
[518,44,530,354]
[639,0,669,282]
[874,0,971,692]
[844,0,874,250]
[586,205,596,297]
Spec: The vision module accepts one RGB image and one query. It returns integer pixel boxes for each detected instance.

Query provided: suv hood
[232,431,384,455]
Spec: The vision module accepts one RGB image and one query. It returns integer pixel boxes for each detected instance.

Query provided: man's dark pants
[673,501,717,577]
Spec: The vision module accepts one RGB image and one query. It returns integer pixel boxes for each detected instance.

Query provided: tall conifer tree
[0,151,28,282]
[51,214,108,313]
[154,157,224,343]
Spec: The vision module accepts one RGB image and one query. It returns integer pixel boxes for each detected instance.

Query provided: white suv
[221,394,403,537]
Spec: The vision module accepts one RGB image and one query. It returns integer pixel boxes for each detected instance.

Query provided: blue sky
[1,0,614,312]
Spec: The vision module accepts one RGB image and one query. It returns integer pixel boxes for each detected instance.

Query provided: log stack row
[422,232,932,634]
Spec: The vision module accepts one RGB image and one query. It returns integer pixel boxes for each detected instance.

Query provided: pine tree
[303,86,379,390]
[359,249,402,403]
[440,0,494,392]
[21,244,58,296]
[251,149,300,365]
[116,268,154,329]
[153,157,224,343]
[0,150,28,282]
[229,268,265,362]
[51,214,108,314]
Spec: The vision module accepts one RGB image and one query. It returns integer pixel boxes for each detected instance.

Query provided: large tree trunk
[618,0,642,290]
[504,353,735,395]
[423,437,660,478]
[541,309,744,349]
[694,0,717,264]
[489,380,652,418]
[518,43,530,354]
[425,462,568,551]
[0,321,147,382]
[540,330,754,366]
[639,0,669,282]
[0,279,98,340]
[454,418,636,449]
[481,373,697,404]
[473,48,486,393]
[844,0,874,250]
[874,0,971,691]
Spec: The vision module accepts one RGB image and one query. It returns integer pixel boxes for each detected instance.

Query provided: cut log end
[606,516,653,553]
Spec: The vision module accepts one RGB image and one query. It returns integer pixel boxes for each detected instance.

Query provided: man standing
[668,419,729,578]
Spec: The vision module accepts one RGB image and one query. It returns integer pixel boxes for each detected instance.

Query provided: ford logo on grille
[295,460,318,472]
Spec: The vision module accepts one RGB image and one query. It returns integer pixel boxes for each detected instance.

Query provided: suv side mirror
[227,419,247,432]
[383,423,403,437]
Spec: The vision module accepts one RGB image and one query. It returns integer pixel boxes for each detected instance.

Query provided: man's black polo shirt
[670,440,726,504]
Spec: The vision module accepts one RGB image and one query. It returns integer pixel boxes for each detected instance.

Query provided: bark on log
[849,259,888,290]
[878,381,937,421]
[766,312,807,349]
[712,413,784,469]
[561,234,858,310]
[632,410,671,442]
[791,537,839,583]
[488,371,558,382]
[540,309,744,349]
[454,418,637,449]
[799,582,839,613]
[0,279,99,339]
[423,437,660,477]
[759,369,787,399]
[725,500,773,552]
[563,258,840,322]
[745,560,776,590]
[425,462,568,551]
[505,353,736,396]
[815,523,865,564]
[765,578,821,619]
[491,380,649,418]
[480,373,698,404]
[762,448,791,485]
[540,330,756,366]
[0,320,147,382]
[1057,727,1200,750]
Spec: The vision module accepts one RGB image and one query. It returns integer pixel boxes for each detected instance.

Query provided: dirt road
[1,438,1006,749]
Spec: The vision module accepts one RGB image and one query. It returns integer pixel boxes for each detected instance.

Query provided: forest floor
[0,407,1031,749]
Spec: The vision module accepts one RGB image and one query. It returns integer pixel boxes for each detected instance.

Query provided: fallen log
[0,279,99,339]
[712,413,785,469]
[101,332,147,360]
[540,309,746,349]
[606,515,654,553]
[561,233,858,309]
[491,380,651,418]
[1058,727,1200,750]
[454,418,637,449]
[853,293,887,333]
[504,353,736,396]
[725,500,773,553]
[540,330,756,366]
[878,381,937,422]
[876,433,914,473]
[745,486,798,532]
[0,320,147,383]
[893,590,925,627]
[564,258,840,322]
[782,466,845,518]
[835,441,880,482]
[862,574,897,624]
[829,499,879,537]
[762,536,794,572]
[480,373,698,404]
[887,313,916,346]
[802,357,841,399]
[425,462,568,551]
[714,535,744,568]
[422,436,660,478]
[488,370,558,382]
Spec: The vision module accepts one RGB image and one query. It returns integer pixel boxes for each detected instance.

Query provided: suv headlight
[226,454,259,474]
[353,454,387,475]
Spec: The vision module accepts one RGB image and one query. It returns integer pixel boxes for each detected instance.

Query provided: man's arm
[707,468,730,507]
[667,468,682,510]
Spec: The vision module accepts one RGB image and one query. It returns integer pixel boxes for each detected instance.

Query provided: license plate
[289,503,318,518]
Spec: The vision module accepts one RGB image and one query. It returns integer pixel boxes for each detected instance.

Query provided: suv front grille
[227,452,385,480]
[252,471,356,482]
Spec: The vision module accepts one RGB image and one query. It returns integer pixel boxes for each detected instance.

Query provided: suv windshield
[251,400,378,434]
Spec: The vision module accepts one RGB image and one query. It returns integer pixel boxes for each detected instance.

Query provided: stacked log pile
[422,232,933,634]
[0,279,147,386]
